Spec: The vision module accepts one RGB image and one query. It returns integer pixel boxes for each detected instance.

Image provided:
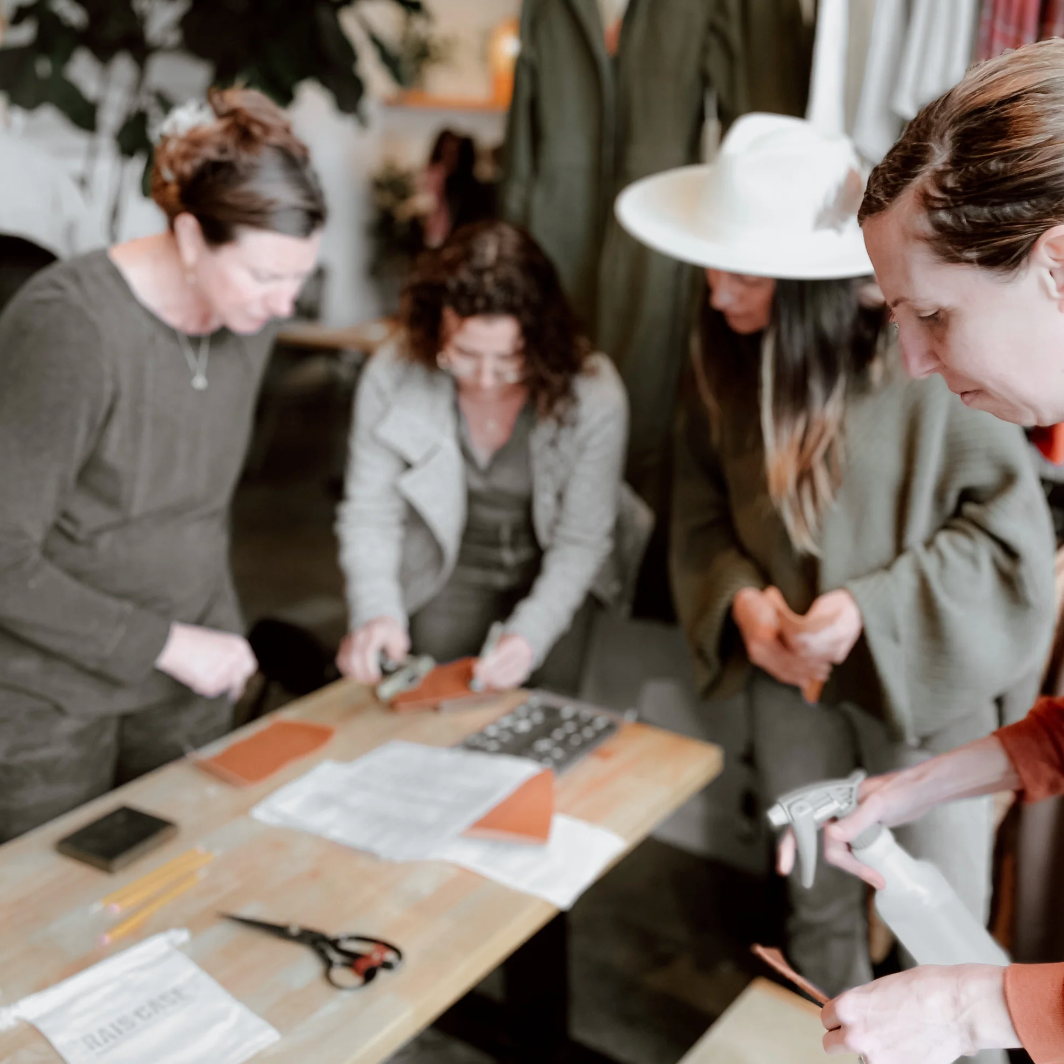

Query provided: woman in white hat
[617,114,1055,1000]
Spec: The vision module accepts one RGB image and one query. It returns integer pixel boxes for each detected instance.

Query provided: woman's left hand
[474,633,535,691]
[778,588,864,665]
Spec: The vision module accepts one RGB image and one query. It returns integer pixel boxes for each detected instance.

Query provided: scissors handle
[316,935,403,991]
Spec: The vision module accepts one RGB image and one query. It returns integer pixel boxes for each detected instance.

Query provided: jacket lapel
[564,0,616,178]
[373,374,465,568]
[530,414,567,544]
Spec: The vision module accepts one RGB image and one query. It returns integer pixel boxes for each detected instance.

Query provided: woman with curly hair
[0,87,325,841]
[336,220,645,693]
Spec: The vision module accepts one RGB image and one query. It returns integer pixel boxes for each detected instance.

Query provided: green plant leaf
[116,108,150,157]
[46,72,97,130]
[140,152,154,197]
[76,0,149,65]
[313,4,357,72]
[0,45,97,130]
[364,28,407,87]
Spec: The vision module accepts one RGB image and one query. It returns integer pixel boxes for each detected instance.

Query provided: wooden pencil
[98,847,210,910]
[107,850,214,914]
[102,871,204,945]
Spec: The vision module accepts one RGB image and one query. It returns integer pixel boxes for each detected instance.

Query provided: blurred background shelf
[384,90,506,112]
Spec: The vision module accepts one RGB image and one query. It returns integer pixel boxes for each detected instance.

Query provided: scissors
[222,914,403,989]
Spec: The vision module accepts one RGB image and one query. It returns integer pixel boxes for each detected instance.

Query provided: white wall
[0,0,516,326]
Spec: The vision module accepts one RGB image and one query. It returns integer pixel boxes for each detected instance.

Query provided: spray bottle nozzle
[766,770,866,889]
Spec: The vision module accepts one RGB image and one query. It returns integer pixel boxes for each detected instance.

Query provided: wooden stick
[101,871,203,945]
[98,848,210,911]
[751,944,830,1005]
[106,850,214,914]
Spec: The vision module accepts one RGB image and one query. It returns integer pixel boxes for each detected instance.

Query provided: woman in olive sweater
[0,89,324,841]
[618,114,1055,1003]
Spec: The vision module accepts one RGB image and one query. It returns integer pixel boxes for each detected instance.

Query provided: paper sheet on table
[441,814,627,910]
[0,930,278,1064]
[251,740,543,861]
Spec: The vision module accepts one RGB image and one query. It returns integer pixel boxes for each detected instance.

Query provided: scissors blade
[222,913,312,944]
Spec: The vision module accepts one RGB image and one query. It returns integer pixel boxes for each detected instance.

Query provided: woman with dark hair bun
[0,87,325,841]
[336,220,648,694]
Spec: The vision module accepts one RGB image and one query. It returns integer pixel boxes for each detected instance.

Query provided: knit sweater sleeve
[670,392,764,699]
[996,697,1064,803]
[0,283,172,683]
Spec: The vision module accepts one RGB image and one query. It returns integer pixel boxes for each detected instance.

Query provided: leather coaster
[195,719,334,786]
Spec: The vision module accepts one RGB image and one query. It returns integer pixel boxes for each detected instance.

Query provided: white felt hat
[615,113,873,280]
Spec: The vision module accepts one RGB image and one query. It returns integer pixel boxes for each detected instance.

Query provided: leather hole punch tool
[375,652,435,704]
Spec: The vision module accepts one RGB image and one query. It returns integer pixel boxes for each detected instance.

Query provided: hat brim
[615,165,874,280]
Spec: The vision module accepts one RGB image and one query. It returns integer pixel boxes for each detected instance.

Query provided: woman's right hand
[336,616,411,684]
[732,586,831,689]
[154,622,259,700]
[778,735,1021,888]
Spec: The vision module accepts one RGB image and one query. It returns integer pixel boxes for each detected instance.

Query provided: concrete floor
[230,361,787,1063]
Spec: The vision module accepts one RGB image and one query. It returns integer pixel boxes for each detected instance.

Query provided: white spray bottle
[767,770,1009,968]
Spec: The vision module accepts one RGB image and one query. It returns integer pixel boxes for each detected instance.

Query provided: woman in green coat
[617,114,1055,1002]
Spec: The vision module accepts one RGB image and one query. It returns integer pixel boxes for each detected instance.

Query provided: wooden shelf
[383,90,507,113]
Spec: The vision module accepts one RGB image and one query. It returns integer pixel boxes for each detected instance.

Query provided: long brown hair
[152,87,327,245]
[860,38,1064,271]
[401,220,591,418]
[698,278,884,554]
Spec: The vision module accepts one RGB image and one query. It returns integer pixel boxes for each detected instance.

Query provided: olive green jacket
[500,0,747,505]
[672,354,1057,744]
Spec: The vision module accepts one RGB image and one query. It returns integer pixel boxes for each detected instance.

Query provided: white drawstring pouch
[0,930,279,1064]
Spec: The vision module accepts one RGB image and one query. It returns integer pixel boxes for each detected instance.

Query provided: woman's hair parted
[860,38,1064,272]
[400,220,591,418]
[152,87,327,245]
[698,278,884,555]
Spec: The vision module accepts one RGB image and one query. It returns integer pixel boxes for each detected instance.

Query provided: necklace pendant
[191,373,209,391]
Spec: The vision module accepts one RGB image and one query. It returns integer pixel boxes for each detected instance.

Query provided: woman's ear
[172,212,207,274]
[1031,224,1064,308]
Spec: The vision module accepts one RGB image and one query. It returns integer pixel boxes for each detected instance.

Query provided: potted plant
[0,0,426,236]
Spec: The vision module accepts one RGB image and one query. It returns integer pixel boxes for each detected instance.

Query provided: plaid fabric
[977,0,1041,60]
[1042,0,1064,38]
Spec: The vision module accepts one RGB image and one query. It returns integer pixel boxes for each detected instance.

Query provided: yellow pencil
[98,847,210,911]
[106,850,214,914]
[102,871,203,945]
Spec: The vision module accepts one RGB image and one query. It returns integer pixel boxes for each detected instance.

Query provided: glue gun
[766,769,869,889]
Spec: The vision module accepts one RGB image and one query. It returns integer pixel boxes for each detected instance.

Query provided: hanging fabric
[742,0,815,119]
[1042,0,1064,39]
[851,0,910,162]
[977,0,1041,61]
[893,0,980,121]
[805,0,849,133]
[501,0,748,516]
[843,0,879,131]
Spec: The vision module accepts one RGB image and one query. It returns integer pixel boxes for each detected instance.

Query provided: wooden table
[679,978,859,1064]
[0,681,721,1064]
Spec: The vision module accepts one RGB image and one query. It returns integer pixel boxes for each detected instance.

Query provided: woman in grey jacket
[337,221,646,693]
